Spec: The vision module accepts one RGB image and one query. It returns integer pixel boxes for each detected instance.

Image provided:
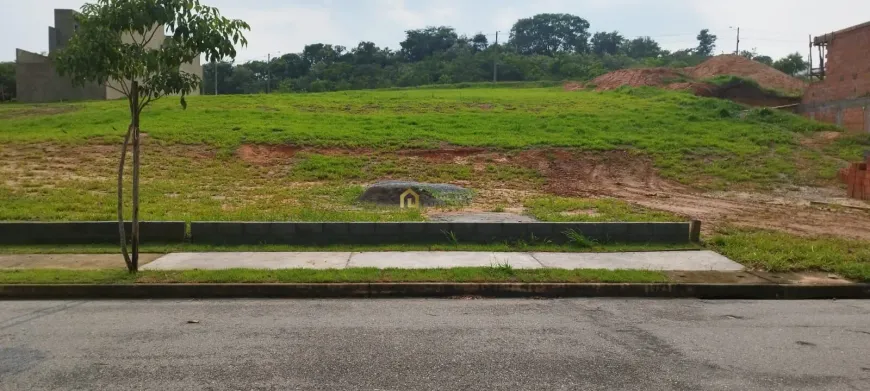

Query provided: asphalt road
[1,299,869,390]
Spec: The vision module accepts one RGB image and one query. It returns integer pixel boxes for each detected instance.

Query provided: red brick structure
[838,155,870,200]
[801,21,870,133]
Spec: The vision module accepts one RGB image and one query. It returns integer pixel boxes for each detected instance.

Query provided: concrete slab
[0,254,162,269]
[348,251,543,269]
[141,252,351,270]
[531,250,743,271]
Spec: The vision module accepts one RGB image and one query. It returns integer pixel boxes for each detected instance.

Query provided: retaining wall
[0,221,695,245]
[0,222,186,245]
[189,222,693,245]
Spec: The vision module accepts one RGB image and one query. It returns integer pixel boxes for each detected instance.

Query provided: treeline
[201,14,808,95]
[0,13,809,100]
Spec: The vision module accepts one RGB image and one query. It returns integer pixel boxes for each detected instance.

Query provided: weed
[563,229,597,248]
[442,230,459,245]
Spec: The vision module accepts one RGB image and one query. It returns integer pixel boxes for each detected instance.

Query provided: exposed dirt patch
[4,143,868,240]
[589,68,691,90]
[237,144,302,164]
[577,55,807,106]
[236,144,377,165]
[799,131,842,147]
[506,148,870,240]
[687,55,807,95]
[399,147,489,161]
[563,82,584,91]
[0,105,79,120]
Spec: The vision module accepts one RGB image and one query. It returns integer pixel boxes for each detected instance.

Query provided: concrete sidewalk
[139,250,743,271]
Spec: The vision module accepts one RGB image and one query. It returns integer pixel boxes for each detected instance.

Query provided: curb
[1,283,869,300]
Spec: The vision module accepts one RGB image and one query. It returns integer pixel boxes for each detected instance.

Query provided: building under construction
[801,21,870,133]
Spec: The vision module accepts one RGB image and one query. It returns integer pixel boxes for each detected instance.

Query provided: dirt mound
[589,68,690,90]
[580,55,807,103]
[687,55,807,95]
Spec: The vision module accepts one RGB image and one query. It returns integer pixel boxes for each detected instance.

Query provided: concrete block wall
[189,222,693,245]
[0,222,185,245]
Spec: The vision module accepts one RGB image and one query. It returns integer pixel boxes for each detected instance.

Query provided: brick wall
[802,24,870,133]
[838,155,870,200]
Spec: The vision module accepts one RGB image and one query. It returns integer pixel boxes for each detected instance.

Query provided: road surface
[1,299,869,390]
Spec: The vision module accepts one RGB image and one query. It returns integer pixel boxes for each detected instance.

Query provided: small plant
[528,232,552,245]
[491,205,506,213]
[489,257,515,274]
[511,239,529,250]
[441,230,459,245]
[563,229,597,248]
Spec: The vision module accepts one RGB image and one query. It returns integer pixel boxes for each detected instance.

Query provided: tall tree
[773,53,808,76]
[622,37,661,59]
[696,29,717,57]
[303,43,340,66]
[509,13,591,55]
[400,26,458,62]
[591,31,624,56]
[54,0,248,272]
[471,33,489,52]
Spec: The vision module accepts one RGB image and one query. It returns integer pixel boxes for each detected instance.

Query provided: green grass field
[1,87,859,188]
[2,86,869,279]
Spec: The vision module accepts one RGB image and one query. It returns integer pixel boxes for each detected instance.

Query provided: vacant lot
[1,86,869,278]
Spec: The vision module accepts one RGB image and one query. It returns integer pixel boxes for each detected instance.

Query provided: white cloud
[219,6,341,62]
[689,0,870,58]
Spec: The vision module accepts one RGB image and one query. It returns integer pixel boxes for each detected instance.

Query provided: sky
[2,0,869,63]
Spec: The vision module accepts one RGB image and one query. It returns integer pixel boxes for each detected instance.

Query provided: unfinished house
[801,21,870,133]
[15,9,202,103]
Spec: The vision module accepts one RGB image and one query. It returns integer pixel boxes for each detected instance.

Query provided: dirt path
[517,149,870,240]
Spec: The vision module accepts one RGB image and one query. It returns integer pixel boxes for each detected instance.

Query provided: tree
[509,13,591,55]
[622,37,661,59]
[0,62,14,101]
[54,0,248,272]
[471,33,488,52]
[400,26,458,62]
[754,55,773,66]
[202,61,234,95]
[696,29,717,57]
[591,31,624,56]
[773,52,808,76]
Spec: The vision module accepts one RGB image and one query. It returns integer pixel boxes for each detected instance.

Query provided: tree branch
[106,83,128,97]
[142,25,160,48]
[118,79,130,96]
[137,95,152,114]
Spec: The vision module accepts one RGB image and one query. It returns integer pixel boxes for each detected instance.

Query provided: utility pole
[266,53,271,94]
[493,31,499,83]
[735,27,740,54]
[213,59,218,95]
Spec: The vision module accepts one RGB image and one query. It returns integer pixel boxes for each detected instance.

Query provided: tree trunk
[118,124,133,272]
[130,82,141,272]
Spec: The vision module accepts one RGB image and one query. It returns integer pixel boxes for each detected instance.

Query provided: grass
[525,196,681,222]
[0,241,699,254]
[0,87,855,189]
[0,267,668,284]
[709,227,870,282]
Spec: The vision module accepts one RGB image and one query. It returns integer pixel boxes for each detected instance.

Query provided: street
[1,299,869,390]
